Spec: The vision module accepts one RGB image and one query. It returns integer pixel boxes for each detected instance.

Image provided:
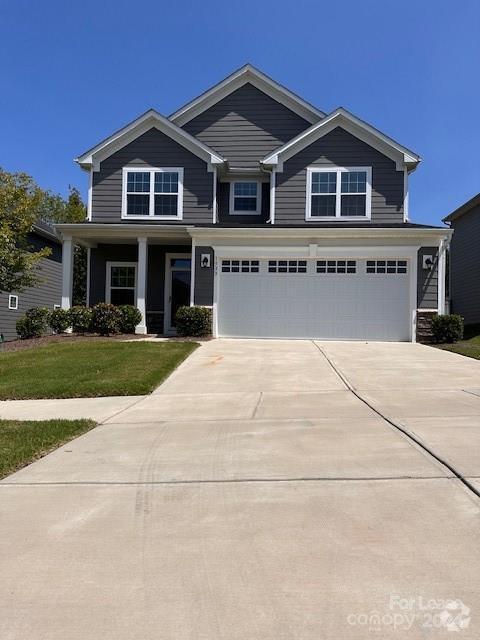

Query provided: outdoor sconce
[422,255,434,270]
[201,254,211,268]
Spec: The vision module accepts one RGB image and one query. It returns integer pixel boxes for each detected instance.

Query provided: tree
[0,168,51,293]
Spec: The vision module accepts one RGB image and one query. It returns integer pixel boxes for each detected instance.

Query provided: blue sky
[1,0,479,225]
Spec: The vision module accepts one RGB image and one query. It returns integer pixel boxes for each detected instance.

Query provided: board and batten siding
[0,242,62,342]
[417,247,439,310]
[182,83,311,168]
[449,205,480,324]
[275,127,405,224]
[194,246,214,306]
[91,128,213,223]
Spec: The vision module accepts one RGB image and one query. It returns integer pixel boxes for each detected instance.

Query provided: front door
[164,254,191,333]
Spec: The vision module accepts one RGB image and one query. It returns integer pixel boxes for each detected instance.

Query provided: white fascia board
[169,64,325,126]
[54,223,193,245]
[75,110,225,171]
[262,108,420,171]
[188,226,453,243]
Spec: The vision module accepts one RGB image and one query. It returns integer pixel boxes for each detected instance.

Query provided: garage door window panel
[366,260,408,274]
[268,260,307,274]
[317,260,357,274]
[222,260,259,273]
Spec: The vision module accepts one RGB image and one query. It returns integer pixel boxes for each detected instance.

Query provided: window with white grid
[366,260,408,274]
[316,260,357,274]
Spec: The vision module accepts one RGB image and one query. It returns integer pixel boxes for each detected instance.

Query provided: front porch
[56,224,213,335]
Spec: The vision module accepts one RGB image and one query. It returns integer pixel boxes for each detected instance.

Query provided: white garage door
[217,257,412,341]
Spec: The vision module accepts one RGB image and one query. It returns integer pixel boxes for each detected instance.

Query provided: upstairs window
[306,167,371,220]
[122,168,183,219]
[229,181,261,215]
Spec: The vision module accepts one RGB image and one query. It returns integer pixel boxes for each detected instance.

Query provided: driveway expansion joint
[315,342,480,501]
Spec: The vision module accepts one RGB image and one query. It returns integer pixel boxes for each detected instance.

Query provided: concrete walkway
[1,340,480,639]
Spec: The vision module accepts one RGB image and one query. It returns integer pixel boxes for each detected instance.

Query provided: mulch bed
[1,333,212,353]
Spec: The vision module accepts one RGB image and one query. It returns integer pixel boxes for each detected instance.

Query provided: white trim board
[169,64,325,126]
[262,108,420,172]
[76,109,225,171]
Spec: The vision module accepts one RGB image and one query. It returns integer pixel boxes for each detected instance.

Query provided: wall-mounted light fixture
[422,255,434,270]
[201,254,211,268]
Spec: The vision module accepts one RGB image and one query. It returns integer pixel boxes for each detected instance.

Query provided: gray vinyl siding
[0,233,62,342]
[91,128,213,224]
[449,206,480,324]
[182,83,311,168]
[89,243,191,333]
[417,247,439,310]
[194,246,214,306]
[217,182,270,224]
[275,127,405,224]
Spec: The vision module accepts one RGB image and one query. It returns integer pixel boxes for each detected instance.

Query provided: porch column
[136,237,148,334]
[61,236,74,310]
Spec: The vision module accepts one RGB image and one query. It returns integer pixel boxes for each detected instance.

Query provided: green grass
[438,324,480,360]
[0,419,96,478]
[0,340,199,400]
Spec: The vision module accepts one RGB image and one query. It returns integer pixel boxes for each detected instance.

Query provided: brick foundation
[416,310,437,343]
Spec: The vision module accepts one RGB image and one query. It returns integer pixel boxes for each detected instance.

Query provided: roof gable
[262,108,420,171]
[76,109,225,171]
[443,192,480,223]
[169,64,325,127]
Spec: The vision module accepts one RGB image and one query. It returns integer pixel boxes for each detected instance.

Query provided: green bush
[49,308,70,334]
[118,305,142,333]
[175,306,212,337]
[431,314,464,343]
[90,303,121,336]
[69,306,92,334]
[16,307,50,339]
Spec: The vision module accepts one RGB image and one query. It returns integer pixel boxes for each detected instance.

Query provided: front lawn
[0,340,198,399]
[0,419,95,479]
[437,324,480,361]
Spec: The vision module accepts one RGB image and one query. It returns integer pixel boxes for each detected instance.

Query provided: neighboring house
[56,64,451,341]
[443,193,480,325]
[0,220,62,341]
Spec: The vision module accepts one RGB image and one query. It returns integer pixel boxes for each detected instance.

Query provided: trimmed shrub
[431,314,464,344]
[16,307,50,339]
[175,306,212,337]
[69,306,92,334]
[90,303,121,336]
[49,308,70,334]
[118,305,142,334]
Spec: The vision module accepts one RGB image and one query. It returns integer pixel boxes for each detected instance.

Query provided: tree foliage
[0,168,51,293]
[0,167,87,297]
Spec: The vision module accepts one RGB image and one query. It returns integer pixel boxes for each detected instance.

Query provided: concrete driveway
[1,340,480,639]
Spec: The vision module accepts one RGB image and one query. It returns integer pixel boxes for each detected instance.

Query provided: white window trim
[229,181,262,216]
[105,261,137,304]
[8,295,18,310]
[121,167,184,220]
[306,166,372,221]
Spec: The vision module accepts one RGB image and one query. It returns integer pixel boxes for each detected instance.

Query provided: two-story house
[56,64,451,341]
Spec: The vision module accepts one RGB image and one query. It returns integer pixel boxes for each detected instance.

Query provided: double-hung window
[106,262,137,305]
[122,167,183,219]
[306,167,371,220]
[229,181,261,215]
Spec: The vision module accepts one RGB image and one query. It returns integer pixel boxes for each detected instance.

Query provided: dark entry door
[167,256,191,331]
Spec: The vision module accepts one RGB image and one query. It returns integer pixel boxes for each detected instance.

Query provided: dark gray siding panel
[417,247,439,310]
[89,243,191,332]
[91,128,213,224]
[449,206,480,324]
[183,84,311,168]
[275,127,404,224]
[217,182,270,224]
[0,251,62,342]
[194,246,214,306]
